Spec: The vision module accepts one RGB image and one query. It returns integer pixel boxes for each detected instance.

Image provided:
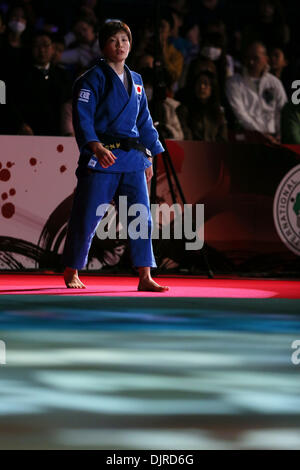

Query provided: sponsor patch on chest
[134,84,142,95]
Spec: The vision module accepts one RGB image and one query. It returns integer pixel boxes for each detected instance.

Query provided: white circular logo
[273,164,300,256]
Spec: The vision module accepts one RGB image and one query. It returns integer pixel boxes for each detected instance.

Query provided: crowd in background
[1,0,300,144]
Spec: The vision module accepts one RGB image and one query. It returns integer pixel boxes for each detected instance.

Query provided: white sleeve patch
[78,88,91,103]
[88,156,97,167]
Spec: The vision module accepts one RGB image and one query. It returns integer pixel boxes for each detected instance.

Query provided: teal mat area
[1,296,300,332]
[0,296,300,449]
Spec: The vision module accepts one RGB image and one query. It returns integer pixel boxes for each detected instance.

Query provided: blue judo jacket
[73,58,164,173]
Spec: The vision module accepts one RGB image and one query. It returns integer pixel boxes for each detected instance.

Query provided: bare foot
[64,267,86,289]
[138,278,169,292]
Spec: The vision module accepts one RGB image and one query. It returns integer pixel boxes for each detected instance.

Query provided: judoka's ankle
[64,267,77,275]
[138,267,151,281]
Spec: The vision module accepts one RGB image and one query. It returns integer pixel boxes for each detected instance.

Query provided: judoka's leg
[116,170,169,292]
[63,168,121,288]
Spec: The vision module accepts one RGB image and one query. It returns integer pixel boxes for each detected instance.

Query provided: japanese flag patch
[135,84,142,95]
[78,88,91,103]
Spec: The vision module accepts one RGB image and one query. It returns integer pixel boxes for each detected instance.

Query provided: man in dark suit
[17,32,72,136]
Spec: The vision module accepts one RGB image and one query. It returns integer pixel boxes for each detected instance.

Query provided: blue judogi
[63,58,164,269]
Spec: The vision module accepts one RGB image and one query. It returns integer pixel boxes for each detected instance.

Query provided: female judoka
[63,20,169,292]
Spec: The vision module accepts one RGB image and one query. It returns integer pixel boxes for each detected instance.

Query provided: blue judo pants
[62,167,157,270]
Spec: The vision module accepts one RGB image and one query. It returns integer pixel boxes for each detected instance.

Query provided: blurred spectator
[63,2,100,48]
[269,45,287,79]
[202,27,234,76]
[130,12,184,87]
[176,21,201,89]
[59,16,100,70]
[177,70,228,141]
[51,34,66,66]
[269,45,294,98]
[33,0,101,38]
[243,0,290,50]
[16,0,37,29]
[177,57,217,102]
[169,7,190,59]
[3,3,31,48]
[140,67,184,140]
[185,56,217,82]
[226,41,287,143]
[204,20,235,75]
[281,102,300,144]
[184,22,201,64]
[179,20,233,110]
[128,19,153,70]
[189,0,226,30]
[134,53,154,71]
[0,4,32,92]
[199,26,234,107]
[159,13,184,85]
[15,32,72,135]
[168,0,189,16]
[80,0,101,21]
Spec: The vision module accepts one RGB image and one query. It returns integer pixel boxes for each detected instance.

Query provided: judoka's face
[103,32,130,63]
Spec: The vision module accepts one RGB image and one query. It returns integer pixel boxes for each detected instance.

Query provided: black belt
[98,134,152,158]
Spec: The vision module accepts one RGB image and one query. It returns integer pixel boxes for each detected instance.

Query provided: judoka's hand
[145,165,153,182]
[88,142,117,168]
[96,146,117,168]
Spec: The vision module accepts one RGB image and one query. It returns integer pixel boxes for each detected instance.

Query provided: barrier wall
[1,136,300,274]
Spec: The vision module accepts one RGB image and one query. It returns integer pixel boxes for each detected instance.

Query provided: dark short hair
[73,15,97,31]
[98,20,132,51]
[32,30,53,46]
[268,44,289,58]
[245,41,268,56]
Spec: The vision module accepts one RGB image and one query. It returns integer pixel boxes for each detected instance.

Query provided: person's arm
[61,100,74,136]
[72,72,116,168]
[72,73,101,151]
[225,77,262,131]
